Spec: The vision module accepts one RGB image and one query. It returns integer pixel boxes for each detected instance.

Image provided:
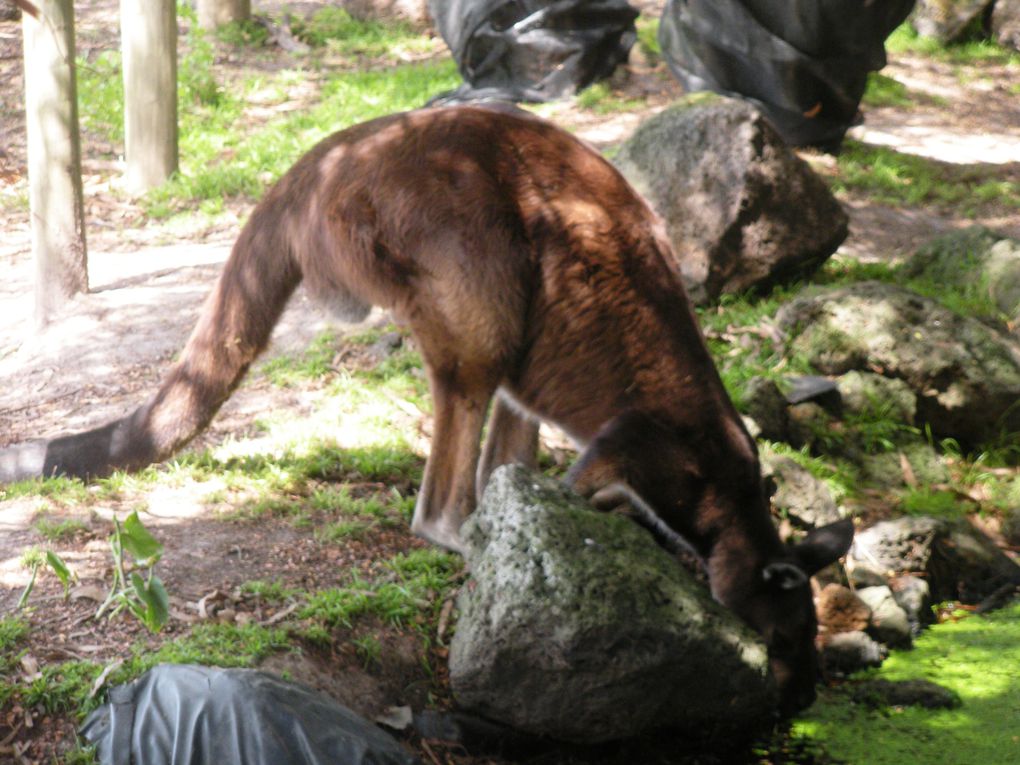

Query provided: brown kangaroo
[0,104,851,713]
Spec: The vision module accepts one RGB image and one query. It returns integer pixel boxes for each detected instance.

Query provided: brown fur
[0,105,851,713]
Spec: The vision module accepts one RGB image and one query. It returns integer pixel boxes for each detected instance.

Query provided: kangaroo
[0,104,851,713]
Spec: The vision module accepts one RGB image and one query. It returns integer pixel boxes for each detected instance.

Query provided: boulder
[856,585,913,648]
[777,281,1020,445]
[911,0,994,41]
[759,450,842,529]
[613,95,847,303]
[848,516,1020,603]
[992,0,1020,49]
[904,227,1020,329]
[450,465,776,744]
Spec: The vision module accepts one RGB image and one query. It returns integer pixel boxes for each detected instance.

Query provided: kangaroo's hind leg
[411,363,498,553]
[477,392,540,500]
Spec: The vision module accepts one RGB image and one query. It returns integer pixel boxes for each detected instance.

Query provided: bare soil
[1,1,1018,763]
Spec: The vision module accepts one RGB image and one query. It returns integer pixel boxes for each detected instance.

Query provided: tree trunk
[120,0,178,194]
[197,0,251,30]
[22,0,88,327]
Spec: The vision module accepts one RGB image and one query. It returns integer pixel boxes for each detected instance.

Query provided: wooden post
[197,0,251,30]
[22,0,88,327]
[119,0,178,194]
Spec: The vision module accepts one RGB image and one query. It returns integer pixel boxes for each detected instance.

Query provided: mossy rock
[904,226,1020,328]
[451,465,776,744]
[777,281,1020,445]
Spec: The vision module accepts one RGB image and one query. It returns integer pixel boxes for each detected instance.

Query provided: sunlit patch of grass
[899,486,965,519]
[833,141,1020,214]
[146,59,459,218]
[861,73,913,108]
[292,6,428,58]
[636,16,660,61]
[794,603,1020,765]
[260,330,341,386]
[76,49,124,143]
[887,22,1020,67]
[300,548,462,630]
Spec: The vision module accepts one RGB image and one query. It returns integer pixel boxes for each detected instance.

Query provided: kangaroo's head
[719,519,855,716]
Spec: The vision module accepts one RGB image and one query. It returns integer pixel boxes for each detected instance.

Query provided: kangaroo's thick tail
[0,220,303,482]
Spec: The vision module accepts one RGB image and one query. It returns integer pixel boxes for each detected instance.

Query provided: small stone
[889,575,933,634]
[856,586,913,648]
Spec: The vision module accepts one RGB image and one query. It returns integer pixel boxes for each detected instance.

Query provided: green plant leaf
[120,511,163,563]
[130,573,170,633]
[46,551,73,595]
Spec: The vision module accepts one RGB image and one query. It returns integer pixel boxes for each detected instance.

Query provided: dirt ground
[1,0,1019,762]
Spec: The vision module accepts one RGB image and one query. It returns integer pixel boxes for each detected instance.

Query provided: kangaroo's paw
[411,516,468,556]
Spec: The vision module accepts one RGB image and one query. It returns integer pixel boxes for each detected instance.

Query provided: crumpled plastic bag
[80,664,421,765]
[428,0,638,103]
[659,0,915,149]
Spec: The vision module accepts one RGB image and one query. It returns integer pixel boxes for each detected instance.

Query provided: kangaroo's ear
[791,518,855,576]
[762,561,808,590]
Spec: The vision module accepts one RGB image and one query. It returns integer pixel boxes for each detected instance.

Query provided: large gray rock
[613,95,847,303]
[904,227,1020,329]
[993,0,1020,50]
[849,516,1020,603]
[911,0,994,41]
[777,281,1020,445]
[450,465,776,744]
[759,450,842,529]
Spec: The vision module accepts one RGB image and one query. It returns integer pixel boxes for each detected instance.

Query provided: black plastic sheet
[659,0,915,149]
[428,0,638,103]
[80,665,422,765]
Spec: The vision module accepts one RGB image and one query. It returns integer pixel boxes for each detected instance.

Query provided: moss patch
[795,603,1020,765]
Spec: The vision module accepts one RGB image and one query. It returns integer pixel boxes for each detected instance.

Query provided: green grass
[862,73,913,108]
[4,622,291,721]
[34,516,90,542]
[635,16,661,60]
[73,14,458,218]
[146,59,459,217]
[833,141,1020,213]
[576,82,645,114]
[696,288,813,409]
[899,486,964,519]
[795,603,1020,765]
[887,22,1020,67]
[261,330,341,386]
[300,548,461,630]
[292,6,427,57]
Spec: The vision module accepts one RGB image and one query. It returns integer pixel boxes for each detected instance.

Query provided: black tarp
[428,0,638,103]
[79,665,422,765]
[659,0,916,150]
